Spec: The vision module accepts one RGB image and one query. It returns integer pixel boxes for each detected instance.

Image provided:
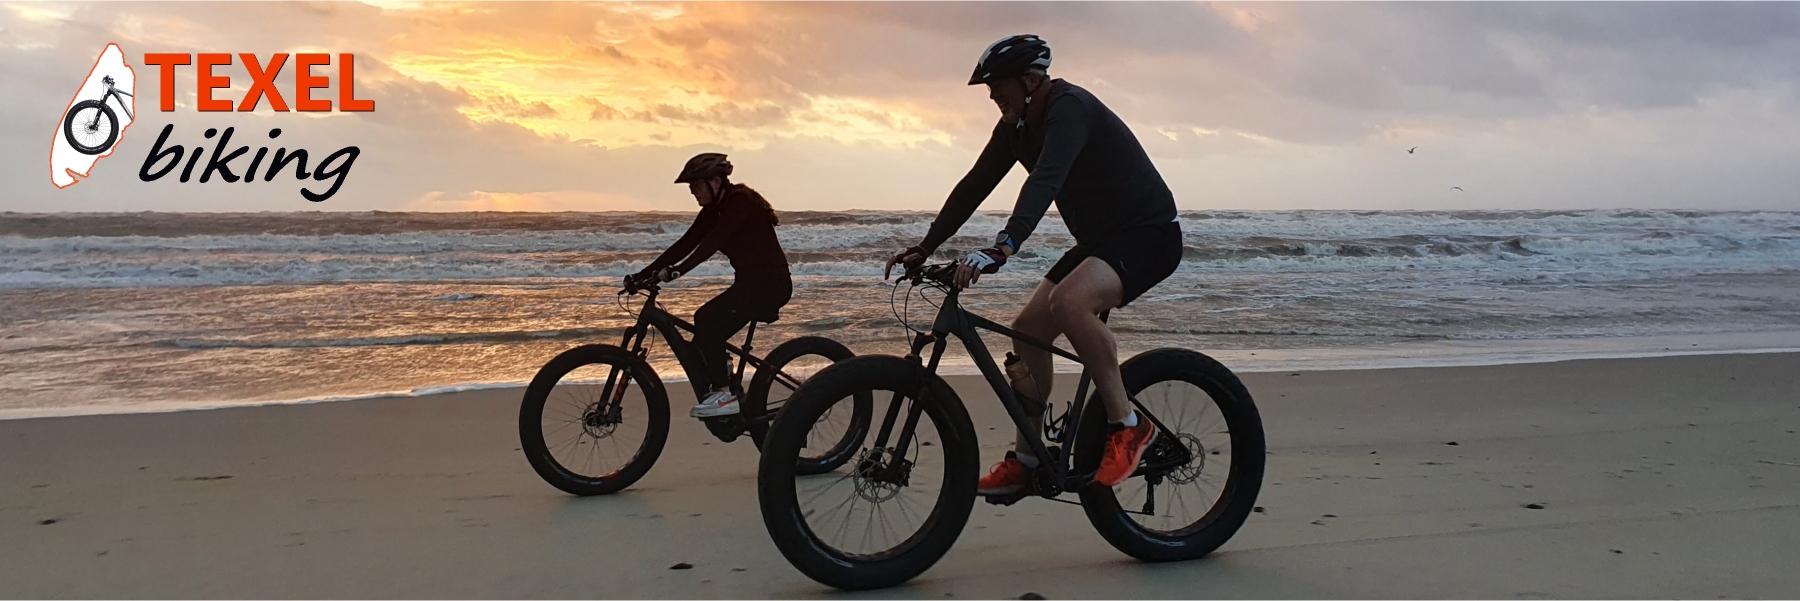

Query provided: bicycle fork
[853,332,944,486]
[591,320,652,424]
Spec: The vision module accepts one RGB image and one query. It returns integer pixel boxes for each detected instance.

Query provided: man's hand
[884,246,930,280]
[954,246,1009,289]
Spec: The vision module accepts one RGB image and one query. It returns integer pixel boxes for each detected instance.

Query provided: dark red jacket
[646,184,788,277]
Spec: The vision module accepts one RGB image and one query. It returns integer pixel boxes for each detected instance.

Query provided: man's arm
[998,95,1090,252]
[918,124,1015,255]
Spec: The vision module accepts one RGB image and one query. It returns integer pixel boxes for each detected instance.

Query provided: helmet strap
[1020,75,1052,129]
[1015,76,1038,130]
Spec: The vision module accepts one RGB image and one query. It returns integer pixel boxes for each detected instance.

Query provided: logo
[51,43,136,188]
[50,48,371,202]
[136,53,372,202]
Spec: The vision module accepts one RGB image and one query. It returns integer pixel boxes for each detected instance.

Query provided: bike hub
[581,403,621,438]
[1166,433,1206,485]
[852,448,913,502]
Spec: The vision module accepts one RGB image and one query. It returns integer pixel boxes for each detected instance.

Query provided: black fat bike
[756,263,1266,589]
[63,75,134,155]
[520,279,872,496]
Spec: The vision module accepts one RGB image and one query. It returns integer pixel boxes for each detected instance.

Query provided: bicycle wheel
[745,335,869,474]
[519,344,669,496]
[1074,348,1265,561]
[758,355,979,590]
[63,100,118,155]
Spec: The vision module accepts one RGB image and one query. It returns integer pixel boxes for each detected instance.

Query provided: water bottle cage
[1044,402,1069,444]
[1002,350,1059,441]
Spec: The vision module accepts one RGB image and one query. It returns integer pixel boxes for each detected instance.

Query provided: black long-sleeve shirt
[920,80,1178,254]
[645,184,788,277]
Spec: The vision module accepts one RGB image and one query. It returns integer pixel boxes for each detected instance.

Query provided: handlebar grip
[910,263,958,286]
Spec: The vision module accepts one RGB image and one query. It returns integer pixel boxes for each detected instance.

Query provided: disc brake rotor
[1166,433,1207,485]
[581,402,620,438]
[851,448,908,502]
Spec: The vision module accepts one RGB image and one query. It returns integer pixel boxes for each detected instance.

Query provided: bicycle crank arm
[1131,437,1195,479]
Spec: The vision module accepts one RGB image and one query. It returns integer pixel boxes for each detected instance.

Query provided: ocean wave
[3,209,1797,290]
[167,328,617,349]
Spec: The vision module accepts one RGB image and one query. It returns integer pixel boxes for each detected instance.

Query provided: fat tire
[757,355,979,590]
[744,335,868,474]
[519,344,670,496]
[1074,348,1266,561]
[63,100,118,155]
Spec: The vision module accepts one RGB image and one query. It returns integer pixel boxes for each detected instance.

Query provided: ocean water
[3,209,1799,418]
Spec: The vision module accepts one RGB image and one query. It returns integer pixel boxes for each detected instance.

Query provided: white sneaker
[691,390,740,418]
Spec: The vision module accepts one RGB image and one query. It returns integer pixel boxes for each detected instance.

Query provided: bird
[1407,146,1417,154]
[1451,186,1464,191]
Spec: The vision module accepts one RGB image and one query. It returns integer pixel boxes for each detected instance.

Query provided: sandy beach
[4,351,1799,599]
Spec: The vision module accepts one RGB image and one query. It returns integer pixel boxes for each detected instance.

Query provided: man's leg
[1047,257,1131,422]
[1009,279,1062,455]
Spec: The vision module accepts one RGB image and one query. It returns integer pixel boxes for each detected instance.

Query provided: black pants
[693,272,793,391]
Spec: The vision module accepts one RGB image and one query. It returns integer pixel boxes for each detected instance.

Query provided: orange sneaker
[977,452,1035,496]
[1095,413,1157,487]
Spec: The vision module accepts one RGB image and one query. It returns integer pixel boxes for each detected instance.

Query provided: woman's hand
[624,267,678,291]
[623,272,650,292]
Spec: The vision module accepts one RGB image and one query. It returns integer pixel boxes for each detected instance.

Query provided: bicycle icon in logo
[62,74,135,155]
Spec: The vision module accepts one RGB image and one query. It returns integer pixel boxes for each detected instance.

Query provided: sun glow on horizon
[376,2,954,150]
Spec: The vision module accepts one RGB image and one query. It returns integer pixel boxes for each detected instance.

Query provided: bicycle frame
[877,268,1189,496]
[599,285,803,429]
[104,83,134,120]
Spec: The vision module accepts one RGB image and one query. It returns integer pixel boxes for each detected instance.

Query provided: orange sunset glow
[5,2,1799,212]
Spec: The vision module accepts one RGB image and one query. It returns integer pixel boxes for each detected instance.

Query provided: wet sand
[3,352,1799,599]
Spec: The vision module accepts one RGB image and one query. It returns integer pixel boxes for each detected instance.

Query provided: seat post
[733,322,756,389]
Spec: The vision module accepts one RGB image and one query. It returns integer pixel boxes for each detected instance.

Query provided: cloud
[2,2,1798,212]
[478,94,558,120]
[404,189,659,212]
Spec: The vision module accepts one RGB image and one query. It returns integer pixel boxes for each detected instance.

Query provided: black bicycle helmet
[674,152,733,184]
[968,34,1051,85]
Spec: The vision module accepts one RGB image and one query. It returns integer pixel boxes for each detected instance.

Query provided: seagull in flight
[1408,146,1417,154]
[1451,186,1464,191]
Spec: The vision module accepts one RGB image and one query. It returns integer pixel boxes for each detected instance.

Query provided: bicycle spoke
[793,390,941,558]
[540,364,648,482]
[1120,376,1234,536]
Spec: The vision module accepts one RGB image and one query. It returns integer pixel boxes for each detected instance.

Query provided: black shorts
[1044,221,1182,306]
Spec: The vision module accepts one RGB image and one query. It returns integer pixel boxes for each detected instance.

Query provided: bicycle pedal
[700,415,743,443]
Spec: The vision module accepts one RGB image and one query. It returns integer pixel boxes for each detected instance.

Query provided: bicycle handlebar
[901,262,960,290]
[620,276,661,296]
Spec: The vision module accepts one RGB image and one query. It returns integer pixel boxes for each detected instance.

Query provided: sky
[3,1,1799,213]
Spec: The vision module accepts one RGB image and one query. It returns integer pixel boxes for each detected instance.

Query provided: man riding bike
[885,34,1183,496]
[630,153,792,419]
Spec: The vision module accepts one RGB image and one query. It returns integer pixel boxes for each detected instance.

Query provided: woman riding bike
[628,152,792,419]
